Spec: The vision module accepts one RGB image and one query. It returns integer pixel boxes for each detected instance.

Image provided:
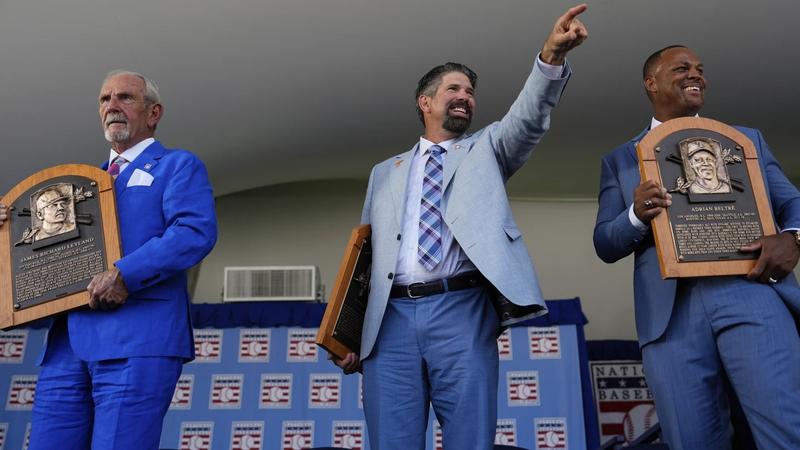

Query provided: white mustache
[105,113,127,126]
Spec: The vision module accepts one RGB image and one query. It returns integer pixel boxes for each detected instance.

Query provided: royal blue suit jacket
[46,141,217,362]
[594,125,800,347]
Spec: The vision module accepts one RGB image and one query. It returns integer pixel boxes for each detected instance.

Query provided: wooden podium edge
[636,117,776,279]
[315,224,371,360]
[0,164,121,329]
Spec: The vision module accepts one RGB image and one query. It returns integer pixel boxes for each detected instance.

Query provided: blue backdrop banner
[0,299,597,450]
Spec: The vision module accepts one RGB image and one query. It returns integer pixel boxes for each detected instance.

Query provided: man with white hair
[0,70,219,450]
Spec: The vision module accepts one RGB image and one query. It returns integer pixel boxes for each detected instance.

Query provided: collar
[650,113,700,130]
[107,137,155,165]
[418,136,457,156]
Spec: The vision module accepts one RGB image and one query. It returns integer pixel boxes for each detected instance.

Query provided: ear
[418,95,432,115]
[644,76,657,96]
[147,103,163,129]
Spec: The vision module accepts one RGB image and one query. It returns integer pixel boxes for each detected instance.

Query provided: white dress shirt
[107,138,154,175]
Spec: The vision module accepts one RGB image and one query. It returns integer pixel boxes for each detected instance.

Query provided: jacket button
[388,273,394,280]
[397,234,401,241]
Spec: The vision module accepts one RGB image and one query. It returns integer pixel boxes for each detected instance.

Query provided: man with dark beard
[331,5,588,450]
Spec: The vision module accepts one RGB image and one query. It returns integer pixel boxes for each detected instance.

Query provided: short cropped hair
[642,45,687,80]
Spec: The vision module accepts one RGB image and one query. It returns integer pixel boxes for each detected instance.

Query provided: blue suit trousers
[362,286,499,450]
[642,277,800,450]
[28,319,182,450]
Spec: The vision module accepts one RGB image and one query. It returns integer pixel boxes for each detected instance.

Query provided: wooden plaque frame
[316,224,371,360]
[637,117,776,278]
[0,164,121,329]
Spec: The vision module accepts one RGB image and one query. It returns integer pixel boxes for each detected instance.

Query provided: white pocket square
[127,168,154,187]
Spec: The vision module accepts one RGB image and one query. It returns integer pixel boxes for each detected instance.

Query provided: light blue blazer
[359,63,571,360]
[594,125,800,347]
[46,141,218,362]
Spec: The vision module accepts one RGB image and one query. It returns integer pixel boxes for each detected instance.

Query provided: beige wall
[194,179,639,341]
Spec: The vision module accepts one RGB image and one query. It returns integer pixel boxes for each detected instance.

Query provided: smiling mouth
[683,86,702,94]
[448,105,471,117]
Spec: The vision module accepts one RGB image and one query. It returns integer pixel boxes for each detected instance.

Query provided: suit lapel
[442,139,469,192]
[389,145,417,226]
[627,127,650,164]
[113,141,165,195]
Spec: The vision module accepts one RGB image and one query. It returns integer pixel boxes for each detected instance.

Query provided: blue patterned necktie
[418,145,445,271]
[107,155,127,179]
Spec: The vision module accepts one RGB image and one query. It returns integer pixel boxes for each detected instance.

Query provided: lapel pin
[144,163,152,170]
[395,160,404,168]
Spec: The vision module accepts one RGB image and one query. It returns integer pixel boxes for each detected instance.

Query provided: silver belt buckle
[407,281,426,299]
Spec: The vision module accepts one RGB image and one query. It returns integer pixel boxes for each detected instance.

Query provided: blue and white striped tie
[418,145,445,271]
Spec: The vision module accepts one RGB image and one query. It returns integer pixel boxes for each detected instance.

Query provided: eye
[99,95,110,104]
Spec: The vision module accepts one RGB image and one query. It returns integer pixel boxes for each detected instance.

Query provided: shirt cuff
[628,204,649,232]
[535,52,567,79]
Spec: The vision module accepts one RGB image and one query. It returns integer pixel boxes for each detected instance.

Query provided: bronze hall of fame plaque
[637,117,776,278]
[0,164,121,329]
[316,224,371,360]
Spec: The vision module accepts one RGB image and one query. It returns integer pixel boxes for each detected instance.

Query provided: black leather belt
[389,272,486,299]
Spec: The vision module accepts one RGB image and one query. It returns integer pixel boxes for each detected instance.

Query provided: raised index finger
[558,4,588,28]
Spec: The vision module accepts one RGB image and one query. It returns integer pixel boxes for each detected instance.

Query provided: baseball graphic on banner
[623,404,658,442]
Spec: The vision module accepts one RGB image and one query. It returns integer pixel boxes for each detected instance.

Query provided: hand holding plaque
[86,266,128,311]
[633,181,672,224]
[739,230,800,283]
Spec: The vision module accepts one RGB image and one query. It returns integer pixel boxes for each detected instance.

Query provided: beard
[104,112,130,143]
[105,128,130,143]
[442,116,471,134]
[442,99,472,134]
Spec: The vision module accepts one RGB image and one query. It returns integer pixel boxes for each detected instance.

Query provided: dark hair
[415,62,477,125]
[642,45,687,79]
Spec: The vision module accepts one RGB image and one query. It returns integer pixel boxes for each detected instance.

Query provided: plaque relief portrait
[31,184,77,240]
[679,137,731,194]
[14,182,95,249]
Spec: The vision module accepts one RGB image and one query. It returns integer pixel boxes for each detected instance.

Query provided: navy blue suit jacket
[49,141,217,362]
[594,125,800,347]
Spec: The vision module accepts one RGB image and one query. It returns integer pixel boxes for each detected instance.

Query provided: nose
[103,96,122,115]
